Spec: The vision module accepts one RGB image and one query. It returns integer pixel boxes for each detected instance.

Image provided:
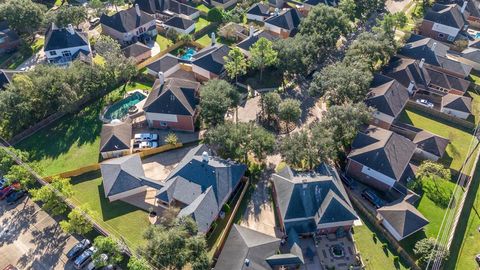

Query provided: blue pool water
[104,92,146,121]
[180,47,197,60]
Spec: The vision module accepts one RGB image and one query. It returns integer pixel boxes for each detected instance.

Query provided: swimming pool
[103,92,146,121]
[180,47,197,60]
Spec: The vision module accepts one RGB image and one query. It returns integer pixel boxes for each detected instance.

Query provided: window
[160,122,168,127]
[438,33,445,38]
[447,35,455,42]
[62,51,71,57]
[50,51,57,56]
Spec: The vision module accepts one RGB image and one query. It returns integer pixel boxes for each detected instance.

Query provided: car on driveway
[134,133,158,142]
[6,190,27,205]
[139,141,158,149]
[361,189,385,209]
[67,239,91,260]
[0,186,15,200]
[416,98,434,108]
[74,246,97,269]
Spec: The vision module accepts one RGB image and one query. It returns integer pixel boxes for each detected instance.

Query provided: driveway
[0,198,79,269]
[386,0,414,13]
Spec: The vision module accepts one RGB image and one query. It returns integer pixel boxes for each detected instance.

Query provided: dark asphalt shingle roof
[349,126,416,181]
[0,69,21,90]
[441,93,472,113]
[237,30,278,52]
[143,78,200,116]
[192,44,230,75]
[177,186,219,233]
[427,67,470,93]
[424,3,466,29]
[246,3,270,17]
[264,8,301,33]
[100,6,155,33]
[122,42,151,58]
[366,74,409,118]
[413,131,449,158]
[383,57,431,92]
[378,201,429,239]
[164,16,195,30]
[0,21,19,43]
[99,122,132,152]
[44,23,89,51]
[100,154,145,197]
[146,53,180,73]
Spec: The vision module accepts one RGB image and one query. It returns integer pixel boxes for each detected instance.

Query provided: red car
[0,186,15,200]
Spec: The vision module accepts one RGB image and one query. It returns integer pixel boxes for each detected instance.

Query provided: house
[218,23,249,42]
[246,3,271,22]
[214,224,304,270]
[438,0,480,28]
[156,145,247,233]
[365,74,410,130]
[100,4,157,46]
[191,42,230,81]
[377,196,429,241]
[0,69,21,90]
[346,126,416,194]
[264,8,301,38]
[145,53,181,77]
[0,21,21,54]
[268,0,284,9]
[419,3,467,43]
[210,0,237,10]
[44,23,92,65]
[163,16,195,34]
[135,0,200,20]
[400,34,472,78]
[383,56,470,97]
[122,42,152,64]
[271,164,358,235]
[412,130,449,161]
[300,0,338,12]
[143,73,200,132]
[441,93,472,119]
[237,29,278,57]
[99,122,132,159]
[447,46,480,71]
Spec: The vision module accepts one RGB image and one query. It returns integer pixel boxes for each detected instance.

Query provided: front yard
[70,171,150,249]
[1,37,45,69]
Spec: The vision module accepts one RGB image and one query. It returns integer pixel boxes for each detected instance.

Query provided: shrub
[422,177,453,208]
[222,203,231,213]
[208,7,224,22]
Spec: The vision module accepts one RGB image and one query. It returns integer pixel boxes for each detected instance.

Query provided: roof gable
[144,78,199,116]
[100,7,155,33]
[264,9,301,32]
[44,24,89,51]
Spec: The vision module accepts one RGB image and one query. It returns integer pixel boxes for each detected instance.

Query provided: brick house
[418,3,467,43]
[191,43,230,81]
[143,73,200,132]
[264,8,301,39]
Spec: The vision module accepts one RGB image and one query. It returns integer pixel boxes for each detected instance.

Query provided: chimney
[431,42,437,51]
[67,24,75,35]
[244,259,250,267]
[135,3,141,17]
[407,81,415,94]
[158,72,164,86]
[419,58,425,68]
[274,8,279,16]
[211,32,216,45]
[202,151,209,162]
[461,1,468,13]
[249,25,254,37]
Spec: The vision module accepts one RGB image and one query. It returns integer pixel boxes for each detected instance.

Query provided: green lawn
[155,35,173,51]
[195,17,211,32]
[196,4,210,13]
[353,218,410,270]
[399,108,478,174]
[70,171,150,249]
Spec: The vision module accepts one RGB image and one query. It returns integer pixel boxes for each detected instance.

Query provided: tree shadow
[0,203,38,247]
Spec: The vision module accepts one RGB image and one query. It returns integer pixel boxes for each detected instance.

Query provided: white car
[140,141,158,149]
[134,133,158,142]
[416,99,434,108]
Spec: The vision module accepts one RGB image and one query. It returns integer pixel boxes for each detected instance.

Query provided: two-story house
[264,8,301,38]
[44,23,92,65]
[100,4,157,46]
[419,3,467,43]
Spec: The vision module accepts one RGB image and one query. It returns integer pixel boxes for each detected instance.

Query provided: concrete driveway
[0,198,79,270]
[386,0,414,13]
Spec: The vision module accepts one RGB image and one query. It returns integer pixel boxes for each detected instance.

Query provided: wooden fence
[406,100,475,130]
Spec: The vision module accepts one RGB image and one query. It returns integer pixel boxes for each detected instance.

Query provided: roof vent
[202,151,209,162]
[135,3,141,17]
[419,58,425,68]
[211,32,216,45]
[249,25,254,37]
[431,42,437,51]
[244,258,250,266]
[67,24,75,35]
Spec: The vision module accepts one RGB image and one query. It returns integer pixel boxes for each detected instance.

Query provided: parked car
[361,189,385,209]
[134,133,158,143]
[73,246,97,269]
[416,99,434,108]
[139,141,158,149]
[475,254,480,265]
[0,186,15,200]
[6,190,27,205]
[67,239,91,260]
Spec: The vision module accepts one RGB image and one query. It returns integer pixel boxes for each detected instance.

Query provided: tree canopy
[127,257,151,270]
[344,31,396,71]
[250,37,277,80]
[224,47,248,82]
[278,98,301,132]
[414,238,449,267]
[0,0,46,35]
[92,236,123,267]
[30,176,73,216]
[47,5,88,28]
[0,147,28,175]
[60,205,94,236]
[199,79,239,127]
[261,92,282,121]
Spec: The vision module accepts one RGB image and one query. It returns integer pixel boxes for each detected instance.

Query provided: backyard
[156,34,173,51]
[69,170,150,249]
[195,17,211,32]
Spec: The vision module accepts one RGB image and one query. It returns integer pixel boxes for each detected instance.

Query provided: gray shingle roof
[237,30,278,52]
[383,57,431,92]
[100,7,155,33]
[441,93,472,113]
[99,122,132,152]
[424,3,466,29]
[366,75,409,118]
[146,53,180,73]
[349,126,416,181]
[192,44,230,75]
[143,78,200,116]
[122,42,151,58]
[178,186,219,233]
[413,131,449,158]
[246,3,270,17]
[378,201,429,239]
[44,23,89,51]
[264,8,301,33]
[100,154,146,197]
[164,16,194,30]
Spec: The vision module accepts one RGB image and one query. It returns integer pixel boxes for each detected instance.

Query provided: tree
[128,256,151,270]
[141,217,209,270]
[30,176,73,216]
[0,0,46,35]
[60,205,93,235]
[278,98,301,133]
[319,103,372,152]
[165,133,178,146]
[50,5,88,28]
[207,7,223,22]
[414,238,449,267]
[376,12,407,37]
[274,37,311,75]
[0,147,28,174]
[109,0,125,12]
[205,122,275,163]
[93,236,123,267]
[165,28,180,42]
[199,79,239,127]
[355,0,385,20]
[94,35,122,57]
[4,164,37,190]
[261,92,281,121]
[345,31,396,71]
[416,161,451,181]
[224,47,248,83]
[250,37,277,80]
[309,61,373,105]
[339,0,357,21]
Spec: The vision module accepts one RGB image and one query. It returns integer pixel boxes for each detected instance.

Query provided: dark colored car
[67,239,91,260]
[6,190,27,205]
[73,246,97,269]
[0,186,15,200]
[361,189,384,209]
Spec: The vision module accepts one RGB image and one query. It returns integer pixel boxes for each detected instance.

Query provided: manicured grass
[70,171,150,249]
[196,4,210,13]
[195,17,211,32]
[469,89,480,123]
[155,35,173,51]
[399,108,478,174]
[195,33,214,47]
[353,218,410,270]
